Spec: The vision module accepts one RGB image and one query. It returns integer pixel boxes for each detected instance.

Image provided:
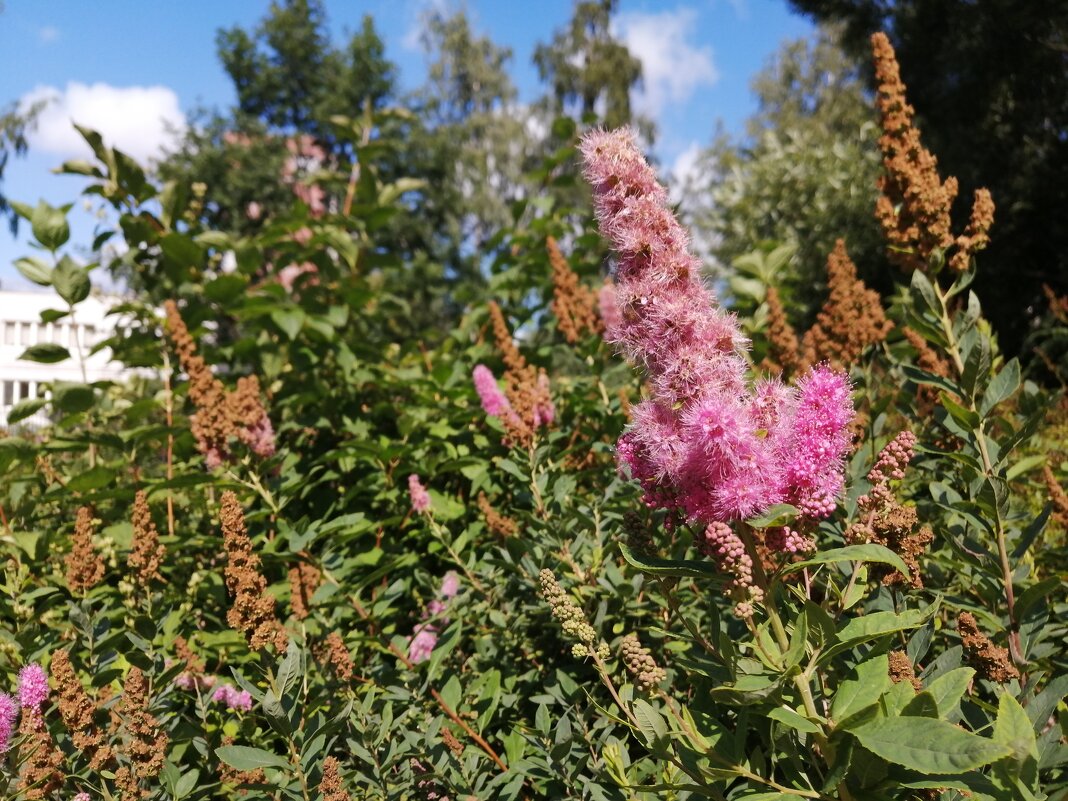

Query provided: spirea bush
[0,32,1065,801]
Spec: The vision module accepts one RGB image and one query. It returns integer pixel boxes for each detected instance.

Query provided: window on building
[69,325,79,348]
[2,381,12,406]
[18,381,30,401]
[3,322,15,345]
[18,323,31,346]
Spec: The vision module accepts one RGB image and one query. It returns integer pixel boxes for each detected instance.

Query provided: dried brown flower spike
[957,611,1019,684]
[871,32,993,273]
[799,239,892,370]
[288,559,321,620]
[1043,465,1068,532]
[66,506,105,594]
[548,235,600,343]
[51,649,112,769]
[319,756,351,801]
[487,301,554,448]
[761,286,800,375]
[477,492,517,537]
[220,491,288,652]
[129,490,165,589]
[887,649,921,691]
[17,710,64,800]
[320,631,354,682]
[114,667,168,799]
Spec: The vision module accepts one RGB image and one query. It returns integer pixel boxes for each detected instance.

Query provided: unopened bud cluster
[697,522,763,617]
[621,633,665,693]
[539,569,608,660]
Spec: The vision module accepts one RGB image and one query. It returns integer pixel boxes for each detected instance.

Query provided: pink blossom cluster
[581,128,855,534]
[18,663,49,712]
[0,692,16,754]
[472,365,514,420]
[408,474,432,515]
[211,683,253,712]
[407,572,461,665]
[858,430,917,512]
[73,793,91,801]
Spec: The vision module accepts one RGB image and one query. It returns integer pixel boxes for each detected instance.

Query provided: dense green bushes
[0,28,1065,801]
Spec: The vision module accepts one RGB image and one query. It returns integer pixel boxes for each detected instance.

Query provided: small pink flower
[472,365,512,418]
[212,684,253,711]
[292,226,313,246]
[408,474,431,514]
[72,793,91,801]
[0,693,17,754]
[439,571,460,599]
[246,201,263,221]
[407,624,438,664]
[17,663,49,712]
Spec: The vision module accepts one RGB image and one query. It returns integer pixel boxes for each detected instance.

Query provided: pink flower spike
[408,474,432,515]
[472,364,512,418]
[439,571,460,599]
[0,693,17,754]
[73,794,91,801]
[407,624,438,664]
[17,663,49,712]
[228,689,253,711]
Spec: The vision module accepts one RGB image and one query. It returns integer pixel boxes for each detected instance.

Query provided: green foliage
[0,16,1066,801]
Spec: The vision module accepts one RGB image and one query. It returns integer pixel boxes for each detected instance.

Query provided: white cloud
[669,141,703,193]
[615,7,719,118]
[19,82,186,165]
[38,26,59,43]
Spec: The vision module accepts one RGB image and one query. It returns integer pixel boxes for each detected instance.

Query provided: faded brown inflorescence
[477,491,518,537]
[887,649,922,691]
[548,235,600,344]
[288,560,321,620]
[114,667,168,800]
[51,649,112,770]
[164,300,275,468]
[129,490,165,589]
[220,491,288,652]
[760,286,800,375]
[957,611,1019,684]
[871,32,993,273]
[487,301,554,448]
[319,756,351,801]
[799,239,893,370]
[66,506,105,594]
[17,709,64,800]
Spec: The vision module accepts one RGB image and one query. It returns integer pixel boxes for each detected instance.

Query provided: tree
[788,0,1068,355]
[533,0,647,134]
[1,100,42,235]
[685,27,884,319]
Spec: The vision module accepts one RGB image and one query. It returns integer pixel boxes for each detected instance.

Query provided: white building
[0,290,130,429]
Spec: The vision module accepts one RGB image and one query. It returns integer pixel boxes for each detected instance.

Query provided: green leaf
[923,667,974,718]
[18,343,71,364]
[52,382,95,413]
[31,199,70,251]
[67,466,117,492]
[271,308,305,340]
[993,692,1038,767]
[618,542,724,581]
[215,745,291,772]
[6,398,48,424]
[785,544,910,581]
[52,254,91,305]
[830,654,890,729]
[768,706,821,734]
[939,391,980,431]
[746,503,798,528]
[14,256,53,286]
[632,698,669,750]
[821,605,937,664]
[980,359,1020,415]
[851,717,1011,774]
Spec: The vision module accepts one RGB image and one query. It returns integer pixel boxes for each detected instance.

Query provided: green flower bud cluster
[540,569,608,660]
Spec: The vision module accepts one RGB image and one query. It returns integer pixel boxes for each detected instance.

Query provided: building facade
[0,290,130,429]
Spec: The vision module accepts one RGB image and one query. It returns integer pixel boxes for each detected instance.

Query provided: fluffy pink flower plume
[598,281,621,340]
[439,571,460,599]
[212,683,253,712]
[472,364,512,418]
[581,127,855,534]
[17,663,49,712]
[408,624,438,664]
[73,793,91,801]
[0,692,16,754]
[408,474,432,515]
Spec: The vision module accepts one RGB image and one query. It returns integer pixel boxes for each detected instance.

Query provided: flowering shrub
[0,31,1064,801]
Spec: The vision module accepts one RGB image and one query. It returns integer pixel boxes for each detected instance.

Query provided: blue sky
[0,0,814,288]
